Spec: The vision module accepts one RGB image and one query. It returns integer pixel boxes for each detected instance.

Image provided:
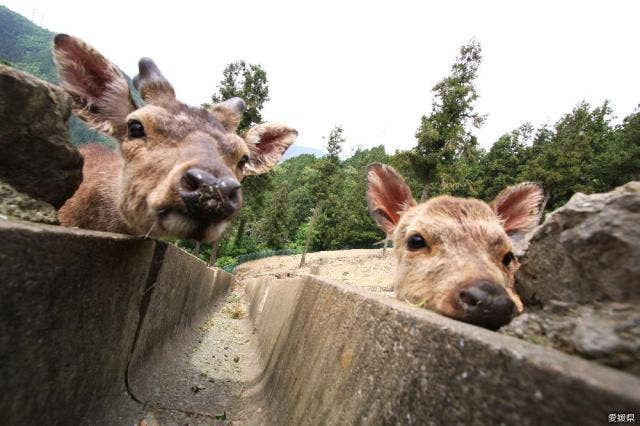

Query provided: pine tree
[411,39,485,199]
[208,60,271,258]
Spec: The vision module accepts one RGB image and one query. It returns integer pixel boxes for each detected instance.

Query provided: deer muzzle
[458,280,516,330]
[179,168,242,221]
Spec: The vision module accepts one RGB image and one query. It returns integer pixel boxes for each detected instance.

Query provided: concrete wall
[0,220,232,425]
[3,218,639,425]
[246,275,640,425]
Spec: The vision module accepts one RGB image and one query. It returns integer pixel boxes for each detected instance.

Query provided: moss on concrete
[0,180,57,224]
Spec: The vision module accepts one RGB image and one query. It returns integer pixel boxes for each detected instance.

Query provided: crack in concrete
[124,242,167,405]
[121,243,231,422]
[145,403,223,421]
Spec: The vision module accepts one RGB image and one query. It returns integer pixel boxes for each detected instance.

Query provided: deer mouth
[156,208,235,241]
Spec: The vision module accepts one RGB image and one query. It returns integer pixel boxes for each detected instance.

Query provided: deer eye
[127,120,145,138]
[502,251,515,267]
[238,154,249,169]
[407,234,427,251]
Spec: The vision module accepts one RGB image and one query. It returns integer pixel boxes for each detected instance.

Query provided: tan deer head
[53,34,297,242]
[366,163,543,330]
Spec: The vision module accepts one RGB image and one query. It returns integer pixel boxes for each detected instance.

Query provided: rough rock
[516,182,640,305]
[0,180,58,224]
[503,301,640,376]
[508,182,640,376]
[0,64,83,208]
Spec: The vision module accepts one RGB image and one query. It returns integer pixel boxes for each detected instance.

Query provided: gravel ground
[234,248,396,293]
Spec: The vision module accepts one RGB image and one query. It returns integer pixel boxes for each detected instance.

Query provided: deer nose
[179,168,242,220]
[458,280,516,330]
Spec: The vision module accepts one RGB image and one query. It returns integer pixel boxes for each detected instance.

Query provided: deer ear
[491,182,544,239]
[208,97,246,132]
[53,34,135,138]
[243,123,297,175]
[366,163,416,234]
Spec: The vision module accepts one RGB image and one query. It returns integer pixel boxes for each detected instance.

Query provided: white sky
[3,0,639,155]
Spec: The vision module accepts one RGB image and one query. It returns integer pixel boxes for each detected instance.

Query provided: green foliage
[519,101,615,209]
[0,6,57,82]
[255,181,293,249]
[229,102,638,259]
[6,5,637,261]
[215,256,238,272]
[204,59,274,260]
[410,39,485,197]
[590,107,640,192]
[476,124,533,200]
[325,125,344,161]
[211,60,269,132]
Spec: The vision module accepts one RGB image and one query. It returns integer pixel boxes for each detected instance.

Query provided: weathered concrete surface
[0,180,58,224]
[516,181,640,305]
[247,275,640,425]
[0,220,151,425]
[129,244,231,369]
[0,65,83,208]
[126,293,265,424]
[0,219,233,425]
[3,217,640,425]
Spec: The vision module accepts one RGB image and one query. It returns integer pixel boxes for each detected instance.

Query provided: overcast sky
[4,0,639,155]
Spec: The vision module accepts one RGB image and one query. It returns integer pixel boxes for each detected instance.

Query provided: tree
[315,145,392,249]
[211,60,269,132]
[325,125,344,162]
[477,123,533,199]
[210,60,272,258]
[300,126,345,264]
[255,180,293,250]
[591,107,640,191]
[410,39,485,199]
[520,101,614,210]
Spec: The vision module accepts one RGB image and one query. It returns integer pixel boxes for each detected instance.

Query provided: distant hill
[0,5,324,158]
[282,145,325,160]
[0,5,57,81]
[0,5,116,147]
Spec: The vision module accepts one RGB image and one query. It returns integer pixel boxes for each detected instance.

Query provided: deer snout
[458,280,516,330]
[179,168,242,220]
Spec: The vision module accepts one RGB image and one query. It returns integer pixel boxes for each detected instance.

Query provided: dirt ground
[234,248,396,293]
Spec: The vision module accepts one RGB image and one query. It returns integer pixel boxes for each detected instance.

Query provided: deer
[51,34,297,243]
[366,163,544,330]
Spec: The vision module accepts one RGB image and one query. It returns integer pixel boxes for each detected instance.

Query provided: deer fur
[367,163,544,329]
[53,34,297,243]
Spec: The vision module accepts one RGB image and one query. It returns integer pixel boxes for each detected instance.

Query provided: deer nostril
[179,169,241,219]
[181,172,199,192]
[459,287,487,307]
[217,177,241,199]
[228,186,241,204]
[459,281,517,330]
[181,168,215,192]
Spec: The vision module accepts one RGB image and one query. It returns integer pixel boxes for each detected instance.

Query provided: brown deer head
[53,34,296,242]
[366,163,544,330]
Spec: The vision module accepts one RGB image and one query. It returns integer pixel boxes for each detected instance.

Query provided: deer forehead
[125,104,248,158]
[128,104,221,135]
[396,196,509,248]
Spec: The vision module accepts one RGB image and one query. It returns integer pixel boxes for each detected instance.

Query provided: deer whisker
[144,219,158,239]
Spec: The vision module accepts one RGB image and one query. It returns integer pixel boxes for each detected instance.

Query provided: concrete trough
[245,276,640,425]
[1,219,639,425]
[0,220,233,425]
